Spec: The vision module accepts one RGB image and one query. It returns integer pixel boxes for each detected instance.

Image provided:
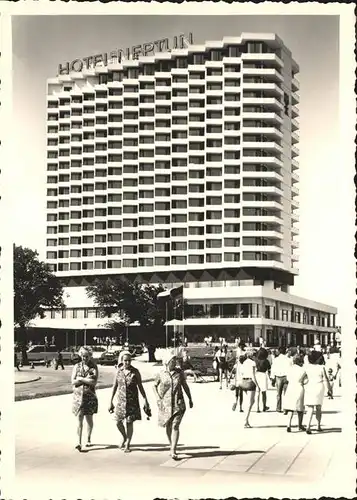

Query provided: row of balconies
[47,111,291,128]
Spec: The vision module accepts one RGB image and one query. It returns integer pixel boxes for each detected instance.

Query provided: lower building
[29,278,337,348]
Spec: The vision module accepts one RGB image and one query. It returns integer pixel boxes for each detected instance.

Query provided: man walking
[271,346,292,413]
[55,349,65,370]
[14,351,21,371]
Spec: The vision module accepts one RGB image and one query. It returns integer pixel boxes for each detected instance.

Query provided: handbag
[229,383,236,391]
[238,379,256,391]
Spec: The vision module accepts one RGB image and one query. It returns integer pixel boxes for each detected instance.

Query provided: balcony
[291,211,299,222]
[241,259,285,269]
[242,185,283,196]
[242,230,283,239]
[243,155,283,168]
[241,214,282,224]
[292,145,299,158]
[292,171,300,182]
[242,170,283,181]
[291,131,299,144]
[292,158,299,171]
[243,126,282,140]
[291,92,300,106]
[242,53,284,67]
[243,97,283,111]
[292,118,299,132]
[242,200,283,210]
[242,140,283,154]
[291,198,299,210]
[243,82,283,97]
[291,105,299,118]
[292,77,300,92]
[242,111,282,124]
[243,244,283,254]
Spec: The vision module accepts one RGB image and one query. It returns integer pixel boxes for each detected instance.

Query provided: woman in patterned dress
[153,352,193,460]
[71,346,99,452]
[108,352,150,453]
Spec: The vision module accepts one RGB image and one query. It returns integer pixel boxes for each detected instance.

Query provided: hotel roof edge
[48,33,299,82]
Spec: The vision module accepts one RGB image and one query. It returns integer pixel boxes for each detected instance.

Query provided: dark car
[98,350,117,366]
[128,344,144,356]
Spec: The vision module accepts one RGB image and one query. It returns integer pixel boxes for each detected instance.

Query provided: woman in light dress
[108,352,150,453]
[284,353,307,432]
[304,350,332,434]
[71,346,99,451]
[153,352,193,460]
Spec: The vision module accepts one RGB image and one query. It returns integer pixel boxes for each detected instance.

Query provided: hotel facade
[34,33,337,347]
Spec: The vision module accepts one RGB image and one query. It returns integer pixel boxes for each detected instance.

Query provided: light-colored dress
[154,368,186,427]
[304,364,326,406]
[284,365,307,412]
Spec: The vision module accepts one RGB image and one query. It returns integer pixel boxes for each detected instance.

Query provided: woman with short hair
[255,348,271,412]
[304,350,332,434]
[71,346,99,451]
[284,353,307,432]
[240,350,259,428]
[153,352,193,460]
[109,352,150,453]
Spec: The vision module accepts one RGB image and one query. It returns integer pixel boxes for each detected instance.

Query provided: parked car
[26,345,80,365]
[97,350,117,366]
[86,345,108,360]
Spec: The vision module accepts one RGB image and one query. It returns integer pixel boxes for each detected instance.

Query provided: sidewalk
[15,379,353,500]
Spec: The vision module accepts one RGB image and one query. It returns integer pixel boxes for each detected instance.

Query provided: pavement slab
[14,368,355,500]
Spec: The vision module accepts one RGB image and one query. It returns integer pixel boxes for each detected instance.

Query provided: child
[232,355,246,413]
[327,368,334,399]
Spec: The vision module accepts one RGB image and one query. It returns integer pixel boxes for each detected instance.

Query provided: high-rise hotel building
[39,33,337,347]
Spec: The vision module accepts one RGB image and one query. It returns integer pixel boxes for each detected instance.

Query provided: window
[172,256,187,265]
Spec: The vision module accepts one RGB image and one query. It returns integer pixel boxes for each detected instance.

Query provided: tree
[14,245,64,362]
[86,279,168,361]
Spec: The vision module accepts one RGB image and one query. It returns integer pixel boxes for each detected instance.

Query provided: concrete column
[303,333,308,346]
[254,326,262,343]
[287,332,292,345]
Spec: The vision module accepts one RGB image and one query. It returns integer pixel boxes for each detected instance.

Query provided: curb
[15,376,42,385]
[15,376,156,402]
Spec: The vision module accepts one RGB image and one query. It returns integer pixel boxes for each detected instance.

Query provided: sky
[9,14,355,332]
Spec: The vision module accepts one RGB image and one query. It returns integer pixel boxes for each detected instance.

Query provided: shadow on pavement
[253,425,287,429]
[132,444,220,452]
[317,427,342,434]
[181,449,265,459]
[82,444,120,452]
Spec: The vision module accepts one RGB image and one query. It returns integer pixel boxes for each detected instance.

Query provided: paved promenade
[15,371,353,500]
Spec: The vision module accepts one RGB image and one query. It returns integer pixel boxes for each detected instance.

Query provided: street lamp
[84,323,87,347]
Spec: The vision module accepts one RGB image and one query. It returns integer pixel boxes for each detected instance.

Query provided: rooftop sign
[58,32,194,76]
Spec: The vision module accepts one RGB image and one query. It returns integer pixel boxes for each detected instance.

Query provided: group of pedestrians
[70,342,340,459]
[227,344,339,433]
[71,347,193,460]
